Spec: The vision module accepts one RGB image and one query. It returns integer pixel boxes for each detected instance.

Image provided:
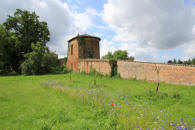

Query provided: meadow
[0,73,195,129]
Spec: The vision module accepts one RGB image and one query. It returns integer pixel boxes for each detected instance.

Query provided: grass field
[0,73,195,129]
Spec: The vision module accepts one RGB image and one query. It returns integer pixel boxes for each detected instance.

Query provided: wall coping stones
[79,59,110,62]
[117,60,195,68]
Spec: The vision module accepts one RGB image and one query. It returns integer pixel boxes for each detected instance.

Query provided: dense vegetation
[168,58,195,65]
[0,73,194,129]
[0,9,59,75]
[102,50,134,61]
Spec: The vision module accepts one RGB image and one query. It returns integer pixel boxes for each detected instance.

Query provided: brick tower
[66,34,101,72]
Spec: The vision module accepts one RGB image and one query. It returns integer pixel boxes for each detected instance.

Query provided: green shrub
[21,42,59,75]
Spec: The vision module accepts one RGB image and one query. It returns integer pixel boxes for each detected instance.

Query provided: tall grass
[0,73,195,129]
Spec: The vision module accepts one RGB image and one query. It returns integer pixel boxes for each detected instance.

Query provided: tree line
[167,58,195,65]
[102,50,134,61]
[0,9,61,75]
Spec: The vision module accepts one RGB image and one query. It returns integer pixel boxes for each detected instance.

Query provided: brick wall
[66,36,100,72]
[79,59,111,75]
[66,39,79,72]
[117,60,195,86]
[80,38,100,59]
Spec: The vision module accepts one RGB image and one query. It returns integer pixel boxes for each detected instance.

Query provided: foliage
[0,73,195,129]
[168,58,195,65]
[41,51,59,73]
[102,51,113,59]
[102,50,134,61]
[21,42,58,75]
[2,9,50,73]
[0,25,12,74]
[113,50,128,60]
[63,57,67,65]
[109,60,118,77]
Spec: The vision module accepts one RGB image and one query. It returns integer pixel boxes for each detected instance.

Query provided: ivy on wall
[77,34,94,58]
[109,60,118,77]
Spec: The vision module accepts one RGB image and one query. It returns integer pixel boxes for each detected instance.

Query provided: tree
[128,56,135,61]
[3,9,50,73]
[21,42,59,75]
[192,58,195,65]
[41,51,58,73]
[102,50,134,61]
[0,25,12,74]
[173,59,177,64]
[167,60,173,64]
[102,51,113,59]
[177,59,183,64]
[113,50,128,60]
[21,42,47,75]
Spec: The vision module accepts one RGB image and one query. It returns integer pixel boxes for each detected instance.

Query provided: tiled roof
[68,34,101,42]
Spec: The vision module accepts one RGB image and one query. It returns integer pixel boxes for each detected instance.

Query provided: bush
[21,59,34,75]
[21,42,59,75]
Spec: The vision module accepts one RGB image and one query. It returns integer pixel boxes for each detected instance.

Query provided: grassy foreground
[0,73,195,129]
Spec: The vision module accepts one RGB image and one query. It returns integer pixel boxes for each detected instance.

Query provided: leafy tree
[102,51,113,59]
[128,56,135,61]
[173,59,177,64]
[41,51,58,73]
[113,50,128,60]
[21,42,47,75]
[192,58,195,65]
[183,59,191,65]
[3,9,50,73]
[102,50,134,61]
[21,42,59,75]
[177,59,183,64]
[0,25,12,73]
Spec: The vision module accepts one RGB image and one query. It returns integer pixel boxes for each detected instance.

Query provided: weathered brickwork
[66,35,100,72]
[79,59,111,75]
[117,60,195,86]
[66,34,195,86]
[66,39,79,72]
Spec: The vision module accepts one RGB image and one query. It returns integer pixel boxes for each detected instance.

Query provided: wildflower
[130,106,133,110]
[112,104,115,106]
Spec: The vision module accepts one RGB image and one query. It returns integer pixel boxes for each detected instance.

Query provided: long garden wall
[79,59,111,75]
[117,60,195,86]
[78,59,195,86]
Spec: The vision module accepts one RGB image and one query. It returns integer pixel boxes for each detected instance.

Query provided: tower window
[71,45,73,55]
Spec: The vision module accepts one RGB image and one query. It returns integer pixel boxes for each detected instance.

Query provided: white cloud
[0,0,77,58]
[183,42,195,59]
[119,43,158,62]
[103,0,195,50]
[72,12,93,32]
[0,0,97,58]
[100,39,158,62]
[100,39,116,57]
[86,7,101,16]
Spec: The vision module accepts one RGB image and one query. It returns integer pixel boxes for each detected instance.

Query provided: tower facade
[66,34,101,72]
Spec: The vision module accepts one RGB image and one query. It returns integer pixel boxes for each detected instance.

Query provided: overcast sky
[0,0,195,62]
